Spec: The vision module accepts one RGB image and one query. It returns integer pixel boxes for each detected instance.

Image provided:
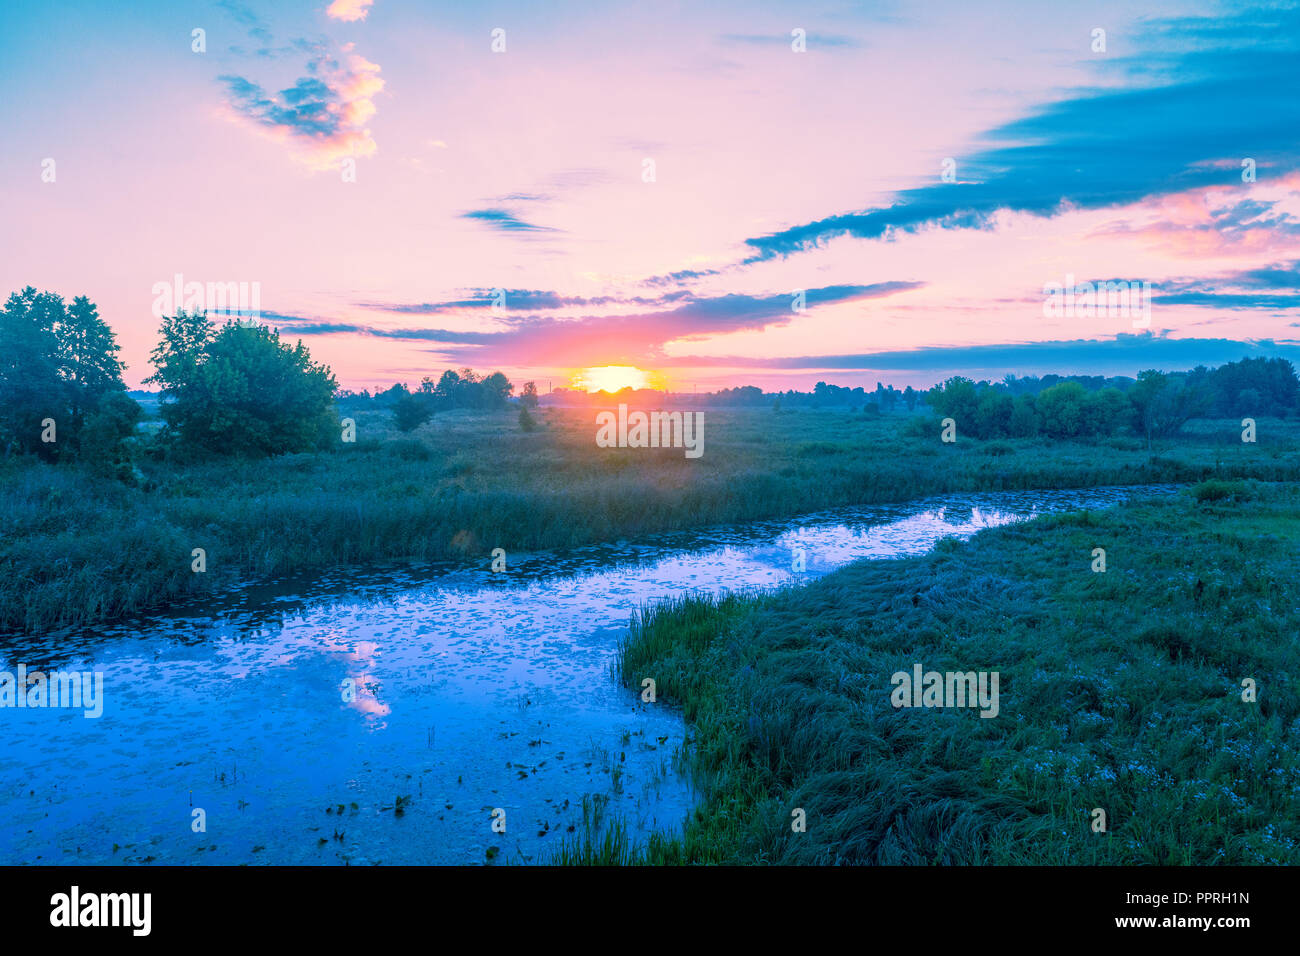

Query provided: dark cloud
[1151,259,1300,308]
[460,209,560,233]
[668,334,1300,376]
[279,282,921,367]
[356,288,692,314]
[743,8,1300,260]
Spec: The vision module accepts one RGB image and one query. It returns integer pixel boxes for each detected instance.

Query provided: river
[0,484,1175,865]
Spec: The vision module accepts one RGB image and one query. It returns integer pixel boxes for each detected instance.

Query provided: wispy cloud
[719,32,861,48]
[670,333,1300,374]
[460,209,560,234]
[357,288,692,314]
[218,44,384,170]
[743,8,1300,260]
[277,282,922,368]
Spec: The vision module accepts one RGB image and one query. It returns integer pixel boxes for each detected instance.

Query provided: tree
[1036,382,1089,438]
[520,381,539,408]
[1129,370,1206,447]
[1008,394,1039,437]
[148,318,338,456]
[1209,357,1298,416]
[973,389,1013,438]
[926,377,979,427]
[0,287,134,462]
[146,310,214,397]
[0,287,63,456]
[481,371,513,408]
[393,391,434,432]
[79,391,143,478]
[58,295,127,447]
[435,369,462,405]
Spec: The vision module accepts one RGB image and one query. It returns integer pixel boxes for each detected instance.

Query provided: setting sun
[571,365,659,393]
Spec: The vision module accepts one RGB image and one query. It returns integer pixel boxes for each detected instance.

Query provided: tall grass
[603,481,1300,864]
[2,406,1297,633]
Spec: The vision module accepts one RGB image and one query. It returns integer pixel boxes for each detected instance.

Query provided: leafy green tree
[1083,387,1131,436]
[520,381,539,408]
[925,377,979,428]
[1129,370,1206,447]
[58,295,127,448]
[434,369,461,405]
[145,310,214,402]
[0,287,64,456]
[0,287,134,462]
[1008,394,1039,437]
[79,391,143,478]
[393,391,435,432]
[149,318,337,456]
[481,371,513,408]
[1036,382,1089,438]
[973,390,1013,438]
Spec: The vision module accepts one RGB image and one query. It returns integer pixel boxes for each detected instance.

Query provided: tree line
[3,285,1294,470]
[338,369,537,433]
[925,358,1298,444]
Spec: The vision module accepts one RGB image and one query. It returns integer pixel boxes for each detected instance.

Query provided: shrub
[384,438,433,461]
[1190,478,1254,503]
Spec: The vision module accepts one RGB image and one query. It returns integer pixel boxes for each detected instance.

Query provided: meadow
[1,403,1296,634]
[566,478,1300,864]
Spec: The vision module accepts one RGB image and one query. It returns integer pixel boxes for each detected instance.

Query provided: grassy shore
[2,405,1297,634]
[575,479,1300,864]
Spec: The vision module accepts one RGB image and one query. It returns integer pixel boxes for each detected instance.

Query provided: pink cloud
[326,0,375,23]
[218,44,385,171]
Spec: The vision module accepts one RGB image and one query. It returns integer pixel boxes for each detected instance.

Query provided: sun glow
[571,365,659,393]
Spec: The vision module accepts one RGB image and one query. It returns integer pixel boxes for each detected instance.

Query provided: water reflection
[0,485,1175,865]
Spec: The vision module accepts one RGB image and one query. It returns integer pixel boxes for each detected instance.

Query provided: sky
[2,0,1299,392]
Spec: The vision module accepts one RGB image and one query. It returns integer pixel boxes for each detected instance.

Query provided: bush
[1190,478,1254,503]
[385,438,433,461]
[393,392,434,433]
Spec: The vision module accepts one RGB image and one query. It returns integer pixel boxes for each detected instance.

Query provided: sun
[571,365,658,393]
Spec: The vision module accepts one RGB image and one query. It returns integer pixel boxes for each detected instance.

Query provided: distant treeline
[925,358,1298,442]
[539,359,1299,432]
[4,285,1296,469]
[337,370,537,432]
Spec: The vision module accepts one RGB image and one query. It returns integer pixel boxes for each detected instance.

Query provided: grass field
[2,404,1297,634]
[561,479,1300,864]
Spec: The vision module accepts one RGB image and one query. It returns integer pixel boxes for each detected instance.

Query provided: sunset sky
[2,0,1299,392]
